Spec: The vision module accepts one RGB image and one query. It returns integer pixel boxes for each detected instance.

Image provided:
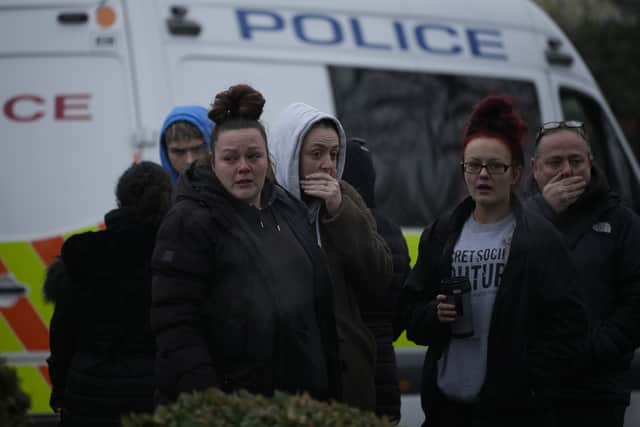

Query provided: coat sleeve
[151,205,219,395]
[399,220,450,347]
[385,220,412,340]
[320,182,392,299]
[527,226,588,388]
[590,207,640,369]
[45,258,76,411]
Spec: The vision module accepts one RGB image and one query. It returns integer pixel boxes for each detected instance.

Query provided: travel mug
[439,276,474,338]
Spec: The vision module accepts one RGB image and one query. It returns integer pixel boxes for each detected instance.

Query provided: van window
[330,66,540,227]
[559,88,640,212]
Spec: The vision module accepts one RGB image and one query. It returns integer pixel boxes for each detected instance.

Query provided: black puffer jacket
[525,167,640,406]
[363,212,410,421]
[45,208,157,427]
[401,196,588,427]
[151,163,340,403]
[342,138,410,421]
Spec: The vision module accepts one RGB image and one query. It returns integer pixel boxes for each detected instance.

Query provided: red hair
[462,95,527,165]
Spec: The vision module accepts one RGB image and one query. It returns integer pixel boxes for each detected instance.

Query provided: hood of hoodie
[159,105,215,183]
[270,102,347,202]
[342,139,376,209]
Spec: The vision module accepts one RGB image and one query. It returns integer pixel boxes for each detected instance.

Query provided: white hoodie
[269,102,347,202]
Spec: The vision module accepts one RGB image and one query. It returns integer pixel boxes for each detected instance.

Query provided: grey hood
[270,102,347,201]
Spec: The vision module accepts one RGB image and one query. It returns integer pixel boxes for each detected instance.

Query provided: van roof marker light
[167,6,202,37]
[57,12,88,25]
[96,4,117,29]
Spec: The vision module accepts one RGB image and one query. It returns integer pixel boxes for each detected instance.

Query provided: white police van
[2,0,639,425]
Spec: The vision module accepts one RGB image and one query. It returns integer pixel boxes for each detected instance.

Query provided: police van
[2,0,639,424]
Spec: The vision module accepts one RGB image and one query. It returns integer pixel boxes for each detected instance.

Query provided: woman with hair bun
[45,161,172,427]
[150,84,340,404]
[400,95,587,426]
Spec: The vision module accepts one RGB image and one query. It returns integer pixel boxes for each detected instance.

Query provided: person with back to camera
[341,137,411,422]
[150,84,341,404]
[525,120,640,427]
[159,105,214,184]
[45,161,172,427]
[270,103,393,413]
[399,95,588,427]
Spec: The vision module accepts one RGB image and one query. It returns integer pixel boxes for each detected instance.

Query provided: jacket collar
[176,160,279,210]
[526,166,617,248]
[447,194,524,234]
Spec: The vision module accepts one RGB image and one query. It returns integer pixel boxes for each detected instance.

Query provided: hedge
[123,388,396,427]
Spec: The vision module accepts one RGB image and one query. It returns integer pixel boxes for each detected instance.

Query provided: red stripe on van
[0,297,49,350]
[39,365,51,387]
[32,236,64,266]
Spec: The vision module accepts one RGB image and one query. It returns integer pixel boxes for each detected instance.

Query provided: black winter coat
[45,208,157,427]
[316,182,393,412]
[359,211,410,421]
[151,164,340,402]
[401,197,587,427]
[525,168,640,405]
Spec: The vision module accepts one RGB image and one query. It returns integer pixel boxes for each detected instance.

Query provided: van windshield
[330,66,541,227]
[559,88,640,213]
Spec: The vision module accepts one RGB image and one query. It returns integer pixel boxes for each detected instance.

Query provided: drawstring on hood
[159,106,215,183]
[270,102,347,243]
[254,207,282,232]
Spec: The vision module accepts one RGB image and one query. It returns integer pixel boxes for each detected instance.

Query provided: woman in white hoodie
[270,102,393,412]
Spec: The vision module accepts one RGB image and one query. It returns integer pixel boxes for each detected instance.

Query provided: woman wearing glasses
[401,95,587,427]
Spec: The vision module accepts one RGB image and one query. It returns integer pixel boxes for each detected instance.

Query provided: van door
[0,1,137,412]
[548,77,640,212]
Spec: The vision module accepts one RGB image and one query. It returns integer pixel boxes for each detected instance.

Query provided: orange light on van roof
[96,5,116,28]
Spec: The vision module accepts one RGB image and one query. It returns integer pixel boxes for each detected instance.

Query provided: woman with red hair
[401,96,587,426]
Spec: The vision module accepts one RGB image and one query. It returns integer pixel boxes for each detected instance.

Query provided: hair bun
[463,95,527,147]
[209,84,265,124]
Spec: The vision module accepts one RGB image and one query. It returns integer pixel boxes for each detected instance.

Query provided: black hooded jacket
[150,163,340,402]
[342,139,411,421]
[525,167,640,405]
[45,208,157,427]
[401,196,588,426]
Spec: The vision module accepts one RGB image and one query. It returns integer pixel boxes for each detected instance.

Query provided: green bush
[123,388,396,427]
[0,357,31,427]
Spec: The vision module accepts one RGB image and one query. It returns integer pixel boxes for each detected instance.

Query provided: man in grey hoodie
[270,102,393,412]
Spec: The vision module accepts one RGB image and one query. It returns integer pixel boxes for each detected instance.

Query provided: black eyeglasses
[535,120,585,144]
[460,161,512,175]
